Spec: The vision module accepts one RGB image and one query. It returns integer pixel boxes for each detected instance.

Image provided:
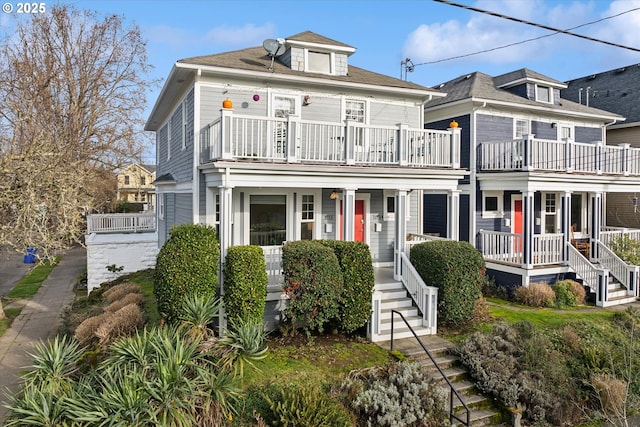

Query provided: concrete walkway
[0,246,35,297]
[0,246,85,424]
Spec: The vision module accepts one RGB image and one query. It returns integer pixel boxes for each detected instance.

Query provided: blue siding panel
[575,126,602,143]
[423,194,447,237]
[425,115,471,172]
[531,121,556,140]
[476,114,513,143]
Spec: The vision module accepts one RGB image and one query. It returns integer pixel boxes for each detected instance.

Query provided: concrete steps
[379,336,504,427]
[374,281,434,341]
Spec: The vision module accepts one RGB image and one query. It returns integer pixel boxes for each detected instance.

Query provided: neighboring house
[145,31,466,339]
[116,164,156,211]
[563,63,640,229]
[423,68,640,306]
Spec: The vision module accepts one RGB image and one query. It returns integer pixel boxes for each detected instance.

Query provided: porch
[479,136,640,176]
[200,110,461,169]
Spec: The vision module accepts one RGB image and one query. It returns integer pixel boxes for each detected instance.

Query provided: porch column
[341,189,356,241]
[561,192,572,263]
[220,108,234,160]
[218,185,233,333]
[522,191,534,269]
[447,190,460,241]
[394,189,408,280]
[522,134,535,171]
[590,192,603,260]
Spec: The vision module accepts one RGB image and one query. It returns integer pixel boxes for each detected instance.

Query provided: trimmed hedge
[410,240,484,326]
[223,245,268,325]
[319,240,375,334]
[154,224,219,323]
[281,240,343,336]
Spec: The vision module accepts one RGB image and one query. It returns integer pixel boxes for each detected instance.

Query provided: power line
[421,0,640,66]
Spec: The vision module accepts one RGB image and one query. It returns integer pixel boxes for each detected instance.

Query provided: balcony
[479,136,640,176]
[86,213,156,234]
[200,110,461,169]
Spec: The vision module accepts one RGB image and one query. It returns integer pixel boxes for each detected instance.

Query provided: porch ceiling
[201,161,466,190]
[478,171,640,192]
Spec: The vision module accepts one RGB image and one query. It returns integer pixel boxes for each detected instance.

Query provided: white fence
[87,213,156,234]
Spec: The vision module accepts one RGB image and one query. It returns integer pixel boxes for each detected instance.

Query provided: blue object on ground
[23,247,37,263]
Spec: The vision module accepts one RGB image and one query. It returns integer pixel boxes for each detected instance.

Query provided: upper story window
[124,175,130,185]
[560,126,572,141]
[515,119,529,138]
[482,191,503,218]
[307,51,331,74]
[141,176,146,186]
[345,100,365,123]
[535,85,552,103]
[273,95,297,118]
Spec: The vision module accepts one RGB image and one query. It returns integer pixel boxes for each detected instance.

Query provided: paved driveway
[0,246,34,296]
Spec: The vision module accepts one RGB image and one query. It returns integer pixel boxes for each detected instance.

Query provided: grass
[124,269,159,324]
[0,307,22,336]
[487,301,616,327]
[6,257,60,299]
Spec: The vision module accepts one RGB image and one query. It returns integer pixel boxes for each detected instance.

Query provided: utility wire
[423,0,640,66]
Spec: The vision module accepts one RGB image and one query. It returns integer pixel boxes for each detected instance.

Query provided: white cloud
[203,23,277,47]
[592,0,640,61]
[145,25,197,50]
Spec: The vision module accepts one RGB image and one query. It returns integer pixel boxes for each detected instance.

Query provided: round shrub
[154,224,219,323]
[281,240,343,336]
[554,281,578,308]
[223,245,268,325]
[410,240,484,326]
[318,240,375,334]
[514,283,555,307]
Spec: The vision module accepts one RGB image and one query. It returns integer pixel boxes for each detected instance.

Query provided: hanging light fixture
[330,190,340,200]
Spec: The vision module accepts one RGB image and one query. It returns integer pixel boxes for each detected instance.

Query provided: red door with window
[340,200,366,242]
[513,199,523,253]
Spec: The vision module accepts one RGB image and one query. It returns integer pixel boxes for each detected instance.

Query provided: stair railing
[598,241,640,297]
[566,243,610,306]
[399,252,438,332]
[390,309,470,427]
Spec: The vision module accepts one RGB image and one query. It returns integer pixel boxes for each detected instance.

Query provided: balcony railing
[86,213,156,234]
[479,136,640,176]
[479,231,563,266]
[200,110,460,169]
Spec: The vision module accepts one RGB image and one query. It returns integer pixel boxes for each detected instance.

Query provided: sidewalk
[0,246,85,424]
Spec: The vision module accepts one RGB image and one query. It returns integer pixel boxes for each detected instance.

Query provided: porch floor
[374,267,396,284]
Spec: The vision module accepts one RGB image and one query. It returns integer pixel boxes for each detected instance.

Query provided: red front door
[513,199,523,252]
[339,199,366,242]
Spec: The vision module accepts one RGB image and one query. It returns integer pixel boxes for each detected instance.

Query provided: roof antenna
[401,58,414,80]
[263,38,286,71]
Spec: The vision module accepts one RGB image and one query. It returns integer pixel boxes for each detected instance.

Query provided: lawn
[6,257,59,299]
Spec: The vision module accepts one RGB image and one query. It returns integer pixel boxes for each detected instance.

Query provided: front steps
[379,336,503,427]
[603,280,638,306]
[373,281,435,342]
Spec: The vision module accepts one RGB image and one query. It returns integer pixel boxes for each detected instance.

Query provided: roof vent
[587,74,597,80]
[615,67,626,73]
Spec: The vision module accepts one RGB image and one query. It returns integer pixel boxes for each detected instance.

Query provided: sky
[2,0,640,163]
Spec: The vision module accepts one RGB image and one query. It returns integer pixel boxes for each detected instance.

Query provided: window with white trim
[273,95,296,118]
[482,191,503,218]
[300,194,315,240]
[345,100,365,123]
[383,190,396,221]
[535,85,552,103]
[571,193,587,235]
[560,126,572,141]
[158,194,165,220]
[543,193,557,233]
[307,51,331,74]
[515,119,529,138]
[124,175,130,185]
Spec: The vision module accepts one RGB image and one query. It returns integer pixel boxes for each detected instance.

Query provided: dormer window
[536,85,552,103]
[307,50,331,74]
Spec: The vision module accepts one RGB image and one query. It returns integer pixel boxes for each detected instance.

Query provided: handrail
[390,310,470,427]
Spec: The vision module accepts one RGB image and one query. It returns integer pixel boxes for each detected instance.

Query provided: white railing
[567,244,603,294]
[479,230,523,265]
[262,245,283,291]
[598,242,633,289]
[532,233,564,265]
[601,227,640,246]
[200,111,460,169]
[87,213,156,234]
[399,252,438,331]
[405,233,447,253]
[479,137,640,176]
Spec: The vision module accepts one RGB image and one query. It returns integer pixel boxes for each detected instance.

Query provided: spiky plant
[214,320,268,377]
[4,384,69,426]
[22,335,84,394]
[178,294,221,340]
[194,368,243,425]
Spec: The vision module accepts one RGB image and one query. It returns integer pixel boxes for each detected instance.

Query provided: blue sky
[2,0,640,162]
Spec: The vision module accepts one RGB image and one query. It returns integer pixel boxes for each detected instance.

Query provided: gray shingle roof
[425,69,622,119]
[494,68,566,88]
[564,63,640,124]
[178,31,435,92]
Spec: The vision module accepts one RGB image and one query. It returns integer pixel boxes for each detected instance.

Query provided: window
[158,194,165,220]
[124,175,130,185]
[383,190,396,221]
[536,85,552,103]
[560,126,572,141]
[141,176,146,186]
[482,191,503,218]
[345,100,365,123]
[307,51,331,74]
[273,95,296,118]
[300,195,315,240]
[250,195,286,246]
[571,193,587,234]
[140,193,146,202]
[543,193,557,233]
[515,119,529,138]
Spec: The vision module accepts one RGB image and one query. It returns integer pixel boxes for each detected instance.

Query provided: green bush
[223,246,268,325]
[341,362,448,427]
[262,383,352,427]
[318,240,375,334]
[154,224,219,323]
[281,241,343,336]
[410,240,484,326]
[554,281,578,308]
[609,235,640,265]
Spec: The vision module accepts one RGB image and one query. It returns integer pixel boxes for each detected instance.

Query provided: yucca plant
[22,335,84,394]
[194,368,243,425]
[4,384,70,426]
[178,294,221,340]
[214,320,268,377]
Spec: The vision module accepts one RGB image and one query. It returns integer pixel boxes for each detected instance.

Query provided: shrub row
[410,240,484,326]
[281,240,375,336]
[514,280,586,308]
[223,245,267,325]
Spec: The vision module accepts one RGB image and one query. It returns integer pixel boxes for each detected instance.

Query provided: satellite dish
[263,39,279,56]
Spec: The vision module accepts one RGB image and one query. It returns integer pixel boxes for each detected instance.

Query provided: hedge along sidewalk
[0,257,60,337]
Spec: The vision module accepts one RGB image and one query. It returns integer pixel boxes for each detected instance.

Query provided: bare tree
[0,5,156,261]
